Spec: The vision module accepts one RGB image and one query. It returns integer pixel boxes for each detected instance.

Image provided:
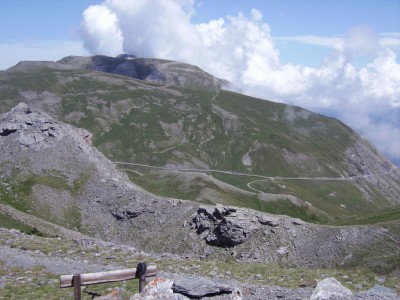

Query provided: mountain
[58,54,229,90]
[1,102,399,273]
[0,55,399,225]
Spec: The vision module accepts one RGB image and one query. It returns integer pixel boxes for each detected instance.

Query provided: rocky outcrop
[191,205,262,247]
[0,102,92,152]
[190,203,400,270]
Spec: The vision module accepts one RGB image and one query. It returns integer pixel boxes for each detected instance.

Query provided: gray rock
[310,277,353,300]
[172,276,234,298]
[192,205,259,247]
[131,278,189,300]
[366,285,397,295]
[257,215,279,227]
[110,208,142,221]
[353,285,400,299]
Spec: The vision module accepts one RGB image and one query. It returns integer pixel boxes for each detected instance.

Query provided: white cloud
[0,40,88,70]
[81,4,123,55]
[275,29,400,52]
[82,0,202,61]
[274,35,342,47]
[80,0,400,164]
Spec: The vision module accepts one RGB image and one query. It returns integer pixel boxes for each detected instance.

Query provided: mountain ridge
[57,54,229,91]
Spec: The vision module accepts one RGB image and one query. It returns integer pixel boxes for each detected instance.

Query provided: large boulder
[310,277,353,300]
[172,276,235,298]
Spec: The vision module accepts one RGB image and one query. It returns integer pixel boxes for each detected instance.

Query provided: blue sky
[1,0,399,69]
[0,0,399,164]
[194,0,400,34]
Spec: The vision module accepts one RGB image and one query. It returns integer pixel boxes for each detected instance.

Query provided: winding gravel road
[113,161,398,194]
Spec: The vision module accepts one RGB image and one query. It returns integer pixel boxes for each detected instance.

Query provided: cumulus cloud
[82,0,201,61]
[81,4,123,55]
[81,0,400,164]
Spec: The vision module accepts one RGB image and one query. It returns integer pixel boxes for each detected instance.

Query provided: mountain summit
[57,54,229,90]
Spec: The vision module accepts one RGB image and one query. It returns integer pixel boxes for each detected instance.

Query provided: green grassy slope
[331,205,400,225]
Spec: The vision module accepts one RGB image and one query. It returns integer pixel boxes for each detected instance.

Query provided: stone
[111,209,142,221]
[130,278,189,300]
[310,277,353,300]
[172,276,234,298]
[292,218,303,225]
[257,215,279,227]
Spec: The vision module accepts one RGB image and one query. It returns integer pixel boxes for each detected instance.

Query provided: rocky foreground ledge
[130,276,400,300]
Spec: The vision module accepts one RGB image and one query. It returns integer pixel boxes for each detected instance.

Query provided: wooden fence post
[136,262,147,293]
[72,274,81,300]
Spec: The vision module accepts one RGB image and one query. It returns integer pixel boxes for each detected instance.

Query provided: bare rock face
[192,205,261,247]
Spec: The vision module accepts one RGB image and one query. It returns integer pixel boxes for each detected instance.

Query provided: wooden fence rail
[60,263,156,300]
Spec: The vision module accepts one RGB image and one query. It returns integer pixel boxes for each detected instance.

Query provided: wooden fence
[60,262,157,300]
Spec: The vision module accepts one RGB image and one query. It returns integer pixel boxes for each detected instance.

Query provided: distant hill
[0,55,399,223]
